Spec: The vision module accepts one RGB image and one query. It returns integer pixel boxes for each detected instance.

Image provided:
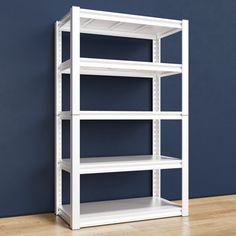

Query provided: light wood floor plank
[0,195,236,236]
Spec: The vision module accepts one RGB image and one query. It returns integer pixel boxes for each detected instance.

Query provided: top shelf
[59,8,183,39]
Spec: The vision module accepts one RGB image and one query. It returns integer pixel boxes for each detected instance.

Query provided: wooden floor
[0,195,236,236]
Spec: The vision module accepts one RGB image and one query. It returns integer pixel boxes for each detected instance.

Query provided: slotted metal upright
[55,6,189,230]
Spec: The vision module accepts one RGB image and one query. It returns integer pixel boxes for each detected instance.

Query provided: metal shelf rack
[55,6,189,230]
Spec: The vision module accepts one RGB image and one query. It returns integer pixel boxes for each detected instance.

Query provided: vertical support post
[152,36,161,198]
[182,20,189,216]
[70,6,80,229]
[55,21,62,215]
[70,116,80,229]
[71,6,80,115]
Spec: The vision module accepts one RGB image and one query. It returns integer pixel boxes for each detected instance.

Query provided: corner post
[152,36,161,198]
[55,21,62,215]
[70,6,80,230]
[182,19,189,216]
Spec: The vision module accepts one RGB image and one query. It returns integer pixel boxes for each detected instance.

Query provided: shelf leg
[182,115,189,216]
[70,116,80,229]
[55,21,62,215]
[55,118,62,215]
[182,19,189,216]
[152,37,161,198]
[70,6,81,230]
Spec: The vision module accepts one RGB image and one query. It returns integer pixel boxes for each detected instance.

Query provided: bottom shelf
[59,197,182,228]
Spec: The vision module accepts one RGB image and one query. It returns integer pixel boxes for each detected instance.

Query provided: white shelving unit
[55,6,189,230]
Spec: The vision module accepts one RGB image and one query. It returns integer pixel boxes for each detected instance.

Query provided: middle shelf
[59,155,182,174]
[58,111,183,120]
[59,58,182,78]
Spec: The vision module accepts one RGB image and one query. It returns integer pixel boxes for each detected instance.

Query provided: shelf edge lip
[58,12,71,29]
[80,211,182,228]
[58,59,71,73]
[58,206,71,224]
[57,111,184,120]
[159,28,182,38]
[59,58,182,68]
[60,27,179,39]
[80,29,156,40]
[58,111,184,120]
[59,156,182,174]
[59,160,71,173]
[79,165,182,174]
[58,58,182,76]
[60,164,182,174]
[80,57,182,67]
[58,111,71,120]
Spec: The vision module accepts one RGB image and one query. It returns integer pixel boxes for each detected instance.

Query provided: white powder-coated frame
[55,6,189,230]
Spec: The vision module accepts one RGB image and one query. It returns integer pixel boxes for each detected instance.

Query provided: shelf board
[59,155,182,174]
[58,111,183,120]
[59,58,182,78]
[60,8,182,39]
[59,197,182,227]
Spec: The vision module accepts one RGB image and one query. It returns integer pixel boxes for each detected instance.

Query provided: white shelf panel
[60,8,182,39]
[59,197,182,227]
[59,155,182,174]
[58,111,183,120]
[59,58,182,78]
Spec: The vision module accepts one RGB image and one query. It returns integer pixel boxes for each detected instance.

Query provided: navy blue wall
[0,0,236,217]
